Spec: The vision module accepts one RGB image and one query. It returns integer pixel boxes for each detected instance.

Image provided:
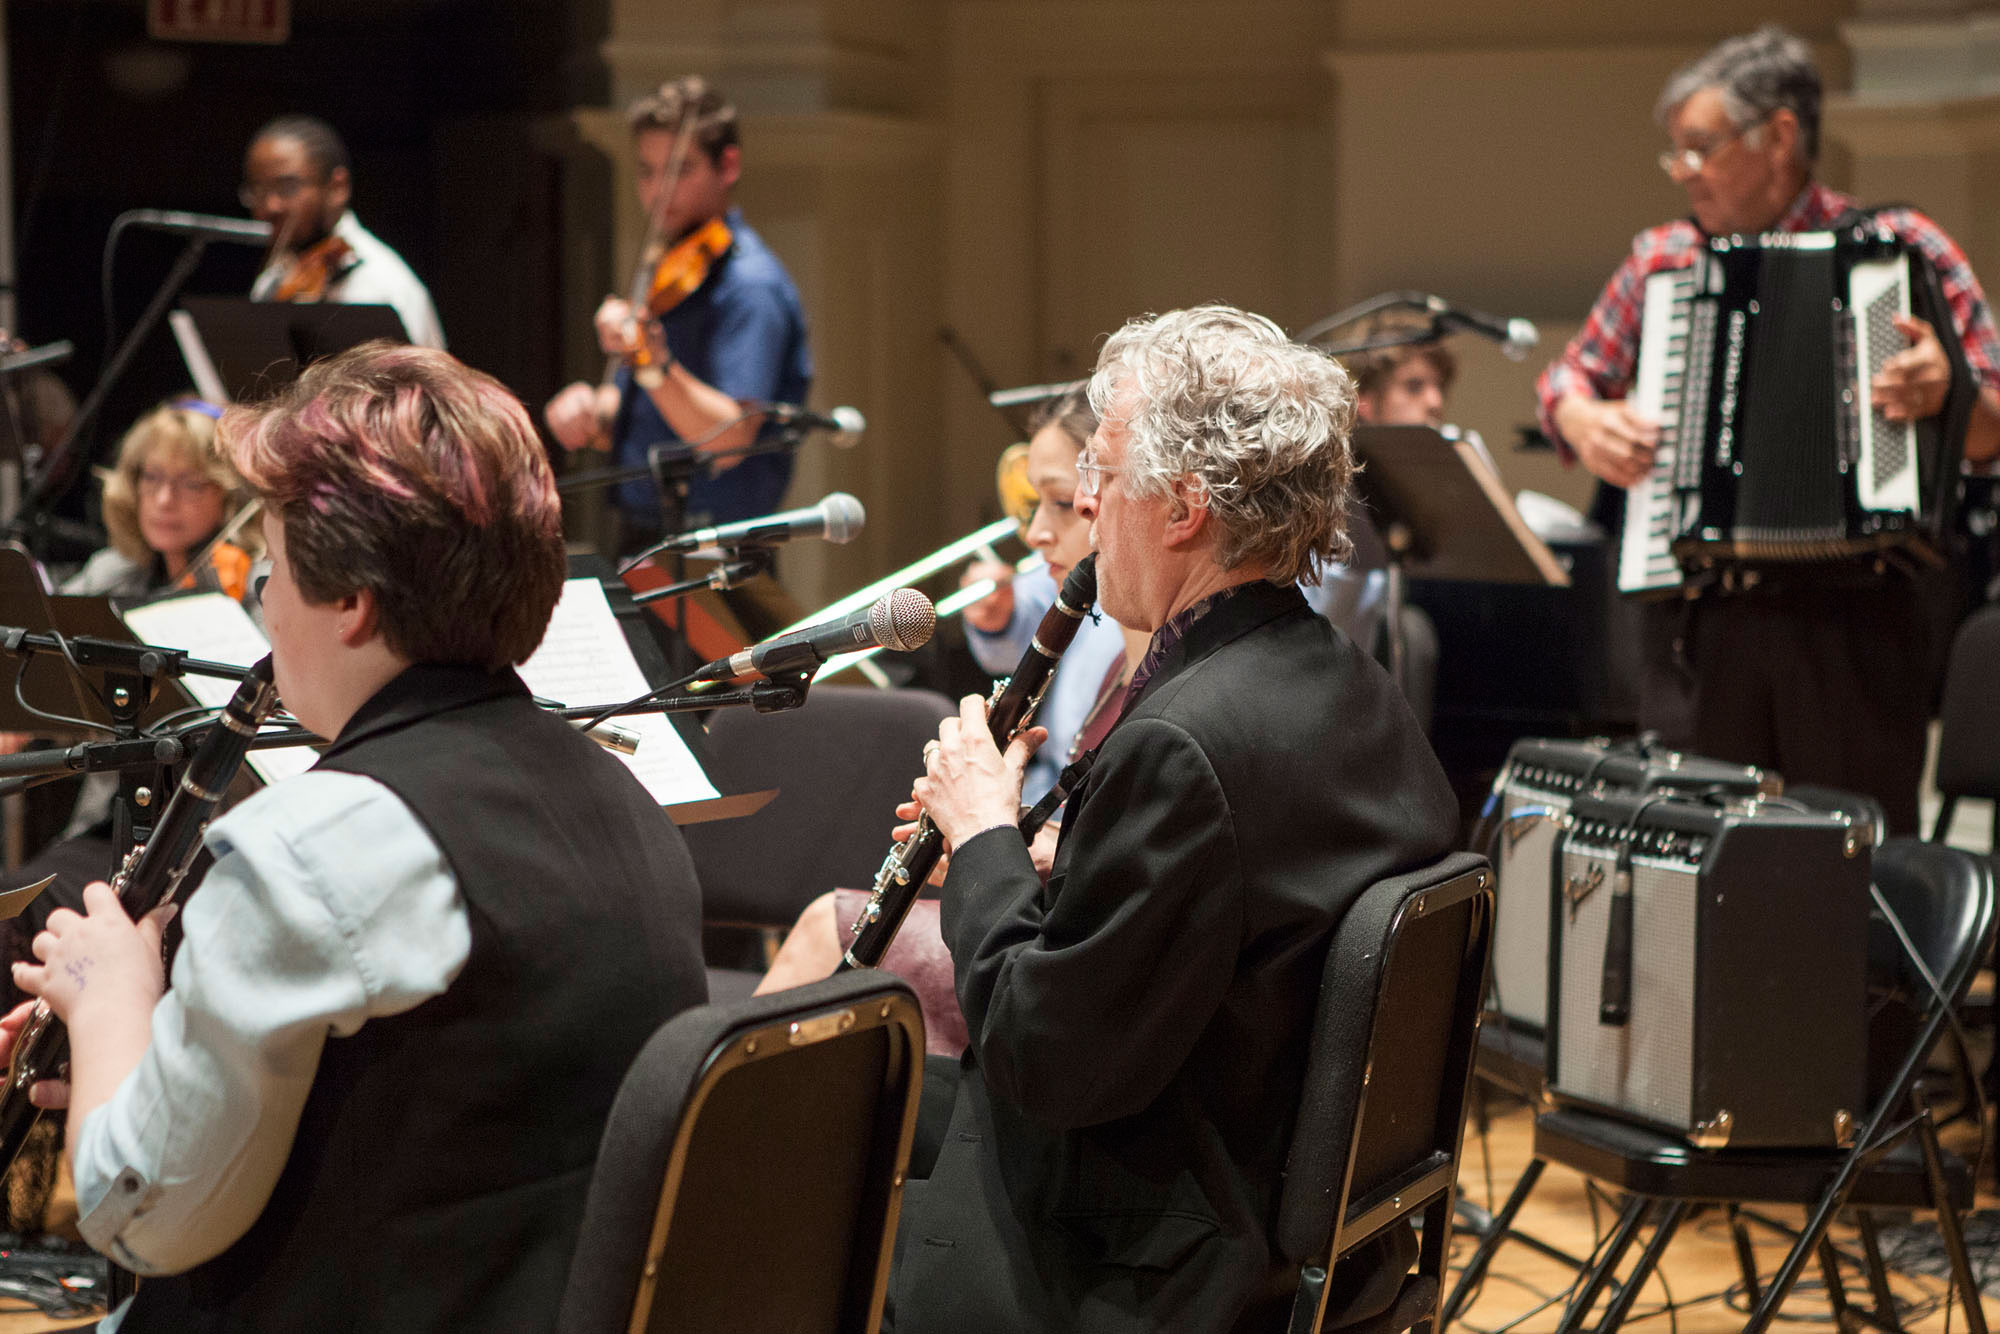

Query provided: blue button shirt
[612,209,812,525]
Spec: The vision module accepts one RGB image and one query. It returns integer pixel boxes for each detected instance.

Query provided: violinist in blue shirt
[544,75,812,554]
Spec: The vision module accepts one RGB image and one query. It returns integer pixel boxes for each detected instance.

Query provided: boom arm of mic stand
[18,236,213,522]
[0,626,253,687]
[630,552,772,605]
[1295,290,1435,346]
[0,734,186,779]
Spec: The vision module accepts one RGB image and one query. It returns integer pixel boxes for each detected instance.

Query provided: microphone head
[817,492,866,544]
[868,588,937,653]
[828,406,866,448]
[1502,318,1540,361]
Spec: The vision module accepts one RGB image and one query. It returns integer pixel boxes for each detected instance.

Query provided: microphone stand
[15,235,216,542]
[0,627,250,848]
[0,341,73,531]
[629,548,773,608]
[553,425,812,497]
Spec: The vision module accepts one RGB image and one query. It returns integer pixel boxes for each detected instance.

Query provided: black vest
[123,665,707,1332]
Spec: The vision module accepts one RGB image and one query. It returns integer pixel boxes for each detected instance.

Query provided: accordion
[1618,225,1972,597]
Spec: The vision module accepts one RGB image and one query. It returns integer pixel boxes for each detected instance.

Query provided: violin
[174,499,263,604]
[176,540,254,603]
[271,234,357,303]
[640,216,732,320]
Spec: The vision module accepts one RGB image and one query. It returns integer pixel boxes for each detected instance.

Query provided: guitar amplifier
[1546,791,1869,1148]
[1483,739,1775,1033]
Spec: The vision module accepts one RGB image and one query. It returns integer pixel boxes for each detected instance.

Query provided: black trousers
[1636,577,1941,836]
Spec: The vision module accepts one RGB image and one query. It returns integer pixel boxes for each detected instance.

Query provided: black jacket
[891,581,1458,1333]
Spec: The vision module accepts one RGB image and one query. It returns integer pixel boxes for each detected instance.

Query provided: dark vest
[123,665,707,1333]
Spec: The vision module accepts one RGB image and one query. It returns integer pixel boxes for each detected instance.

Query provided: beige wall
[565,0,2000,608]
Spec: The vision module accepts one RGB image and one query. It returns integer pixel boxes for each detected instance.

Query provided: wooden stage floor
[0,1097,1992,1332]
[1449,1099,2000,1334]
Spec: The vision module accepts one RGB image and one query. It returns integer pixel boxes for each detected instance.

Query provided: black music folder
[174,296,409,403]
[1351,425,1569,586]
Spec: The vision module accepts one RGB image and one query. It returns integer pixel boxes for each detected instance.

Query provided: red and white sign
[148,0,290,45]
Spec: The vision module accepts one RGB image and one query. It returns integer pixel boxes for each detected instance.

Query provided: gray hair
[1655,25,1822,165]
[1087,305,1357,580]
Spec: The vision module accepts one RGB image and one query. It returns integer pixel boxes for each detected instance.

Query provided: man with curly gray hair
[890,305,1458,1333]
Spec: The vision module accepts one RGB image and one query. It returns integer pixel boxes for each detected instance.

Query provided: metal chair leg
[1585,1199,1689,1334]
[1441,1156,1545,1327]
[1727,1205,1762,1308]
[1552,1196,1650,1334]
[1915,1113,1990,1334]
[1855,1213,1903,1333]
[1931,795,1958,843]
[1817,1233,1853,1333]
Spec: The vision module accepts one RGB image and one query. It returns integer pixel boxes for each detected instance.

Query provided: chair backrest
[1934,603,2000,802]
[1277,851,1493,1282]
[557,971,925,1334]
[1863,837,1997,1108]
[681,684,957,926]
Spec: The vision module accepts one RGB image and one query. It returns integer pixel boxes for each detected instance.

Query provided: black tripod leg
[1586,1199,1689,1334]
[1442,1156,1546,1326]
[1553,1195,1650,1334]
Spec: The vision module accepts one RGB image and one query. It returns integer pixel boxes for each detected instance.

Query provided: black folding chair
[557,971,925,1334]
[1277,850,1493,1334]
[681,683,956,996]
[1932,602,2000,846]
[1520,837,1994,1334]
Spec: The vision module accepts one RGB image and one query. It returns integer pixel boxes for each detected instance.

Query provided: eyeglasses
[138,469,223,501]
[1074,455,1125,500]
[1657,117,1767,179]
[237,175,313,209]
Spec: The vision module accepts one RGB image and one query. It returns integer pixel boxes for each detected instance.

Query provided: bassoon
[839,556,1097,971]
[0,656,281,1171]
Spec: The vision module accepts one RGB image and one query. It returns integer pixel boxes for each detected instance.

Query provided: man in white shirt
[5,343,704,1331]
[243,115,446,349]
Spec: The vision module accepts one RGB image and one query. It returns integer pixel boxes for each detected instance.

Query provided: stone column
[561,0,948,609]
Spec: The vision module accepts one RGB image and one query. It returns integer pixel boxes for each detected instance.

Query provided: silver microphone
[121,209,275,246]
[657,492,865,555]
[751,402,866,449]
[696,588,935,681]
[1424,295,1540,362]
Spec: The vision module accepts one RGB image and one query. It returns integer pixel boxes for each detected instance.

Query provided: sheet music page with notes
[118,593,320,784]
[517,578,718,805]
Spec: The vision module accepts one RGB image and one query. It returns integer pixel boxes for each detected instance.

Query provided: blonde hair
[98,403,254,564]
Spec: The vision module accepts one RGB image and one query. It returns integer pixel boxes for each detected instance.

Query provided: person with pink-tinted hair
[2,341,707,1331]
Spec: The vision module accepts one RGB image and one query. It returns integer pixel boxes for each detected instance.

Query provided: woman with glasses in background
[754,387,1142,1052]
[67,399,259,602]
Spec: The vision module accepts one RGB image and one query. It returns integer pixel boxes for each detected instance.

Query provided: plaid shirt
[1536,181,2000,459]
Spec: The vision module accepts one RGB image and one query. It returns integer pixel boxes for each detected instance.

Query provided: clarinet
[840,556,1098,971]
[0,655,280,1173]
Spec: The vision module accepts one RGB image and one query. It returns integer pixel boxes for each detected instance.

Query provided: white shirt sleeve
[964,570,1056,676]
[70,770,469,1277]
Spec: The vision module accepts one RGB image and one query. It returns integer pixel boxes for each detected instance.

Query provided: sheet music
[517,579,718,805]
[118,594,319,784]
[168,310,231,406]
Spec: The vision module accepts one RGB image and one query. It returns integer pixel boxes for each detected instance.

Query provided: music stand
[174,297,409,403]
[0,548,219,865]
[1349,425,1569,684]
